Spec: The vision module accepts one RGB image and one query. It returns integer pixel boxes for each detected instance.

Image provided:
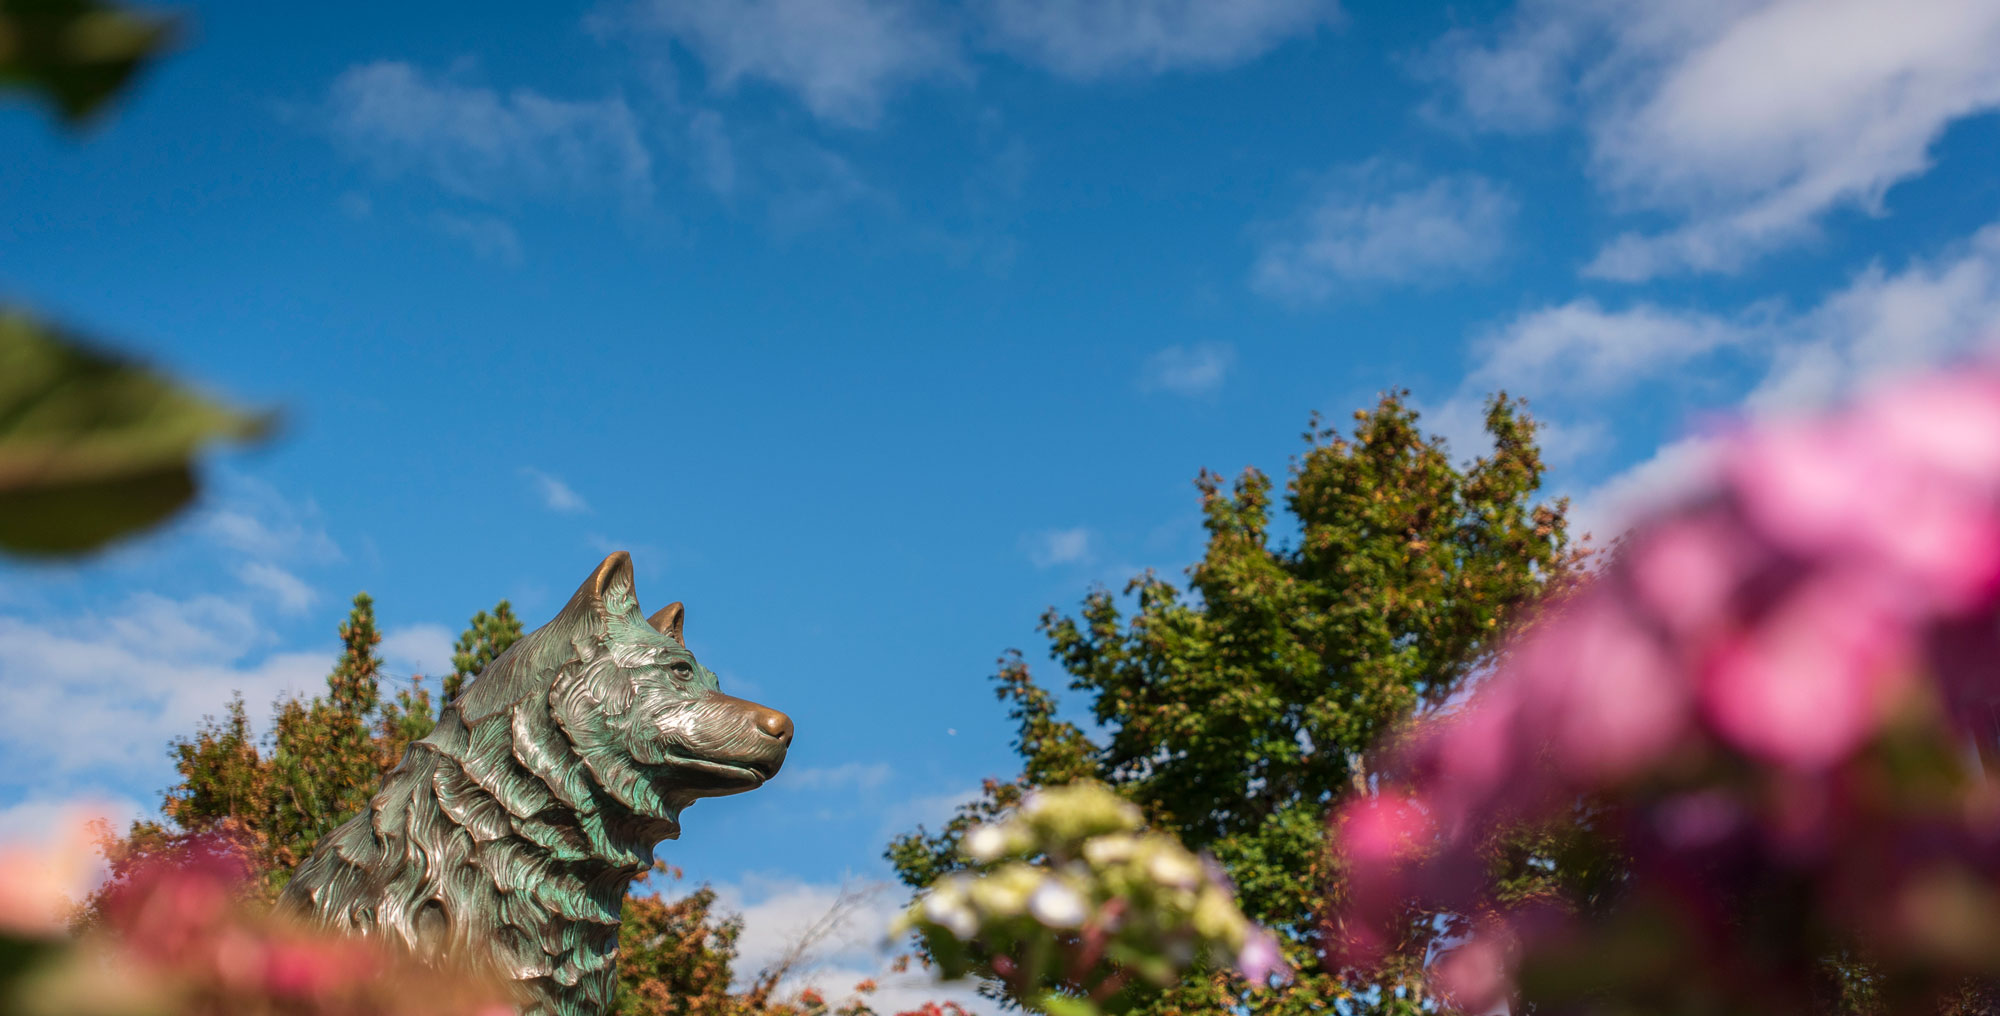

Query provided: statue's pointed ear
[579,551,636,614]
[647,601,685,642]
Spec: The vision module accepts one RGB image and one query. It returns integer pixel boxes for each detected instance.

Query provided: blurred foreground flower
[0,826,512,1016]
[1332,369,2000,1014]
[895,781,1288,1016]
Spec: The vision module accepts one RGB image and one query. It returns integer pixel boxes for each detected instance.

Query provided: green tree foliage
[266,593,388,867]
[888,393,1583,1015]
[616,866,750,1016]
[448,600,523,700]
[108,596,521,891]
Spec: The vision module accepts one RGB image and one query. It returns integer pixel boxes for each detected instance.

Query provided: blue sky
[5,0,2000,1006]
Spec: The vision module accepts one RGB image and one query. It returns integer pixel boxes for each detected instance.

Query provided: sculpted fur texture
[280,552,793,1016]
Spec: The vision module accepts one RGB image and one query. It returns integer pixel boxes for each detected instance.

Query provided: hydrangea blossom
[895,782,1289,1016]
[1330,369,2000,1013]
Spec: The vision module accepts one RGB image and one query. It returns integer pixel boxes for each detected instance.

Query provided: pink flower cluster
[1332,370,2000,1010]
[1,833,512,1016]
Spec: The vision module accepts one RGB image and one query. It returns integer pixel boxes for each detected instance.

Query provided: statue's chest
[522,947,621,1016]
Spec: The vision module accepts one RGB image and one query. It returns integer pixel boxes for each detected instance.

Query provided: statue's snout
[702,693,792,782]
[754,706,793,746]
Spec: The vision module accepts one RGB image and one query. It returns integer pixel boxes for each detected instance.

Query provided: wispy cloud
[430,211,525,264]
[1470,298,1760,399]
[1252,164,1515,300]
[1023,526,1093,568]
[380,623,455,679]
[1138,342,1234,397]
[325,61,654,204]
[615,0,962,129]
[977,0,1338,78]
[0,601,329,786]
[781,761,893,793]
[1426,0,2000,280]
[1418,283,1769,467]
[1516,219,2000,537]
[0,795,144,846]
[703,873,987,1012]
[608,0,1333,128]
[1568,434,1723,543]
[522,468,591,514]
[236,561,317,614]
[199,477,340,564]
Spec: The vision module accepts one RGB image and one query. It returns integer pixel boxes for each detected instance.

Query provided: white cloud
[1545,220,2000,538]
[1252,165,1515,299]
[1138,342,1233,397]
[705,873,988,1014]
[1467,298,1757,398]
[874,786,984,845]
[1416,298,1752,466]
[381,623,455,679]
[431,211,525,264]
[199,476,340,564]
[783,761,894,793]
[0,600,330,787]
[619,0,962,128]
[1430,0,2000,279]
[1419,15,1578,132]
[0,478,372,830]
[0,795,144,846]
[326,61,654,204]
[1023,527,1093,568]
[523,468,591,514]
[1567,434,1723,544]
[977,0,1337,78]
[1750,222,2000,413]
[234,561,317,614]
[687,110,737,195]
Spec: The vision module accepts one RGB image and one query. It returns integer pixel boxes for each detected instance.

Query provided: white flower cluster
[894,782,1288,1003]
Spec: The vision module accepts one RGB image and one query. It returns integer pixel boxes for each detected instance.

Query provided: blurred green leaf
[0,0,174,123]
[0,311,271,556]
[1039,993,1100,1016]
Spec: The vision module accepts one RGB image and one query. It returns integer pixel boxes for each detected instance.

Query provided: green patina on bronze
[280,552,793,1016]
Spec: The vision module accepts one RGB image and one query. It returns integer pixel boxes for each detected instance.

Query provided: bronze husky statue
[281,552,792,1016]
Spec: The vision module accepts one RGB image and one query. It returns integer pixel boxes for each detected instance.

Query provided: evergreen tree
[375,674,438,766]
[447,600,523,701]
[267,592,386,868]
[887,393,1585,1016]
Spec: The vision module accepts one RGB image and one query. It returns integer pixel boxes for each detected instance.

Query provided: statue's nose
[757,709,794,747]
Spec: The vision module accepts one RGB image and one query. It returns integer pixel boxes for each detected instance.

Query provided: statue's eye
[669,660,695,679]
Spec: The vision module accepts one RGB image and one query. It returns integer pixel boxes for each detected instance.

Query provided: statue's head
[452,552,791,836]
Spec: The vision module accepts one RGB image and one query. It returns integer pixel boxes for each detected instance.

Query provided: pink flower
[1532,595,1691,782]
[1332,364,2000,1010]
[1627,513,1757,642]
[1649,790,1745,850]
[1338,795,1430,868]
[1426,931,1510,1015]
[1236,927,1292,985]
[1700,567,1914,769]
[261,939,364,998]
[1731,383,2000,614]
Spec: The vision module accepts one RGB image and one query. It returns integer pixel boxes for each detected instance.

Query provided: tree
[264,593,389,870]
[888,392,1583,1015]
[447,601,523,701]
[109,595,518,893]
